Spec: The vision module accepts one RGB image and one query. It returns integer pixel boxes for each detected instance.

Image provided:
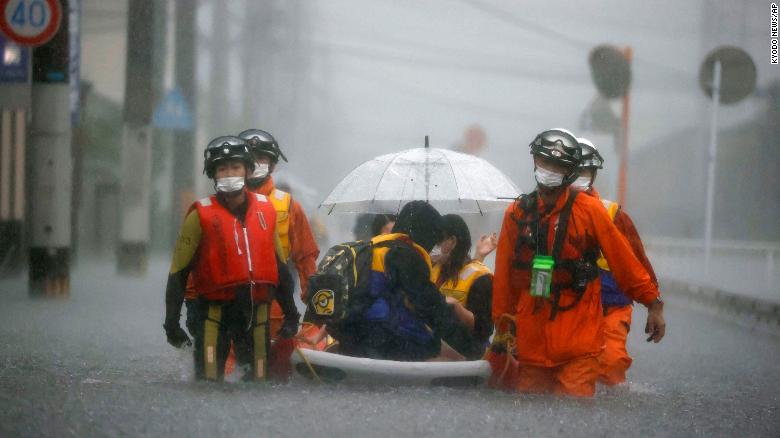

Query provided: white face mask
[534,166,565,187]
[571,175,592,191]
[215,176,245,193]
[251,163,269,179]
[429,244,442,258]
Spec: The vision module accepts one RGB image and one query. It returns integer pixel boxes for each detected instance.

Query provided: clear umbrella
[321,139,521,215]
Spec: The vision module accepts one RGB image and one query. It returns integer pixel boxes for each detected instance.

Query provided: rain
[0,0,778,436]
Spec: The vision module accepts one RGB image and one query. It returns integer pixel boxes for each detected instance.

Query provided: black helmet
[238,129,288,163]
[203,136,255,179]
[577,137,604,169]
[529,128,582,169]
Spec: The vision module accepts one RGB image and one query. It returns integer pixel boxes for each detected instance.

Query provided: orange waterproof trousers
[517,356,599,397]
[598,305,633,385]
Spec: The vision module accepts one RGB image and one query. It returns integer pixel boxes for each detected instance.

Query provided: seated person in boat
[337,201,483,361]
[431,214,497,359]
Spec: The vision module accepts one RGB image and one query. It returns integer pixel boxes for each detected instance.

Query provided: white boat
[291,348,492,386]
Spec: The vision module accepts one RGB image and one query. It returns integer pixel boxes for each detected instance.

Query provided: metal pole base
[0,220,23,277]
[29,247,70,297]
[117,241,147,275]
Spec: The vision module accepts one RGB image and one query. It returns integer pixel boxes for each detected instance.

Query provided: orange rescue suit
[252,177,319,296]
[190,193,278,301]
[585,188,658,386]
[492,189,660,368]
[253,177,320,338]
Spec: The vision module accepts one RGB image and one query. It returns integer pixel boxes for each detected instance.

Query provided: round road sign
[0,0,62,47]
[589,45,632,99]
[699,46,757,104]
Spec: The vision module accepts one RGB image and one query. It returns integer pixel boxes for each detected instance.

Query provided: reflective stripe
[204,304,222,380]
[198,197,212,207]
[255,193,268,203]
[597,199,620,271]
[233,220,242,256]
[243,228,253,273]
[253,303,269,380]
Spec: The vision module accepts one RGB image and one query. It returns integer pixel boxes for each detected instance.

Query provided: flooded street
[1,258,778,437]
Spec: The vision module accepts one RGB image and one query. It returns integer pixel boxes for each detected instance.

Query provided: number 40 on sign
[0,0,62,47]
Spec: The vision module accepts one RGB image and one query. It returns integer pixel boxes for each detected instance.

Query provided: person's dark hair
[370,214,397,237]
[438,214,472,285]
[352,214,375,241]
[392,201,442,252]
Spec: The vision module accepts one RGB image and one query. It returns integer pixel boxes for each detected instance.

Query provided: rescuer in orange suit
[572,137,659,386]
[492,128,666,397]
[238,129,320,337]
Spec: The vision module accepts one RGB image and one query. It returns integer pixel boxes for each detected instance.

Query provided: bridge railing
[643,237,779,304]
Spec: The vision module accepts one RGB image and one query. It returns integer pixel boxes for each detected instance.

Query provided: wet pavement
[0,258,778,437]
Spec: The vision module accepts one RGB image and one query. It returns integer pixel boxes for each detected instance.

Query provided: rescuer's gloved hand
[164,323,192,348]
[277,318,299,339]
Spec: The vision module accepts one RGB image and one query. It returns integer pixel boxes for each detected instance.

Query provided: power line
[311,39,692,92]
[459,0,694,79]
[460,0,590,50]
[311,40,583,83]
[342,66,545,121]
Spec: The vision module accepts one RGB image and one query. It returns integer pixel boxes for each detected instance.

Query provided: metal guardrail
[644,237,779,302]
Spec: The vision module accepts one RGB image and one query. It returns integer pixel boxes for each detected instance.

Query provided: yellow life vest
[368,233,434,314]
[431,260,492,306]
[596,198,620,271]
[370,233,433,280]
[269,188,292,261]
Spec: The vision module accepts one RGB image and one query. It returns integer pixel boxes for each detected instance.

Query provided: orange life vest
[190,193,279,301]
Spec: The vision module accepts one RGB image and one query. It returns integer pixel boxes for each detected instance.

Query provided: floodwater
[0,257,778,437]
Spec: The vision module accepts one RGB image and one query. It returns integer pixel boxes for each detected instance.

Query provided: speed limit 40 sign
[0,0,61,47]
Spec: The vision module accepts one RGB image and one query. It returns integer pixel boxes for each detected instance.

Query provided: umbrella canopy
[321,146,521,214]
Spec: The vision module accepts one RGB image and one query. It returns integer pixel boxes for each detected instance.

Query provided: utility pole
[208,3,228,135]
[117,0,156,274]
[240,0,262,128]
[0,35,29,278]
[172,0,195,222]
[28,0,72,296]
[617,47,632,206]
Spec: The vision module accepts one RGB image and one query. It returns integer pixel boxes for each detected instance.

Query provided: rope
[491,313,517,386]
[294,346,321,383]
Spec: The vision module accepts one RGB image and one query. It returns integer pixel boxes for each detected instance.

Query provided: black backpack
[306,238,409,327]
[306,240,375,327]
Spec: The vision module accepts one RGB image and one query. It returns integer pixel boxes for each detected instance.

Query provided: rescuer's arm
[491,205,520,330]
[164,210,201,348]
[274,253,300,339]
[590,202,665,342]
[288,199,319,300]
[613,209,658,287]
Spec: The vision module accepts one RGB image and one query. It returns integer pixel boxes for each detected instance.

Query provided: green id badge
[530,255,554,298]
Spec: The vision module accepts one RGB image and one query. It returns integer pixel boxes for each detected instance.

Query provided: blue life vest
[599,270,632,307]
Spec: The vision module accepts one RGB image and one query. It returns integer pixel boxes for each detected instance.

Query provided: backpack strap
[548,190,596,321]
[551,190,579,260]
[512,191,539,269]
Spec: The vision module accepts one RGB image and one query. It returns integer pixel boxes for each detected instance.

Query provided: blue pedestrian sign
[153,87,193,130]
[0,34,28,83]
